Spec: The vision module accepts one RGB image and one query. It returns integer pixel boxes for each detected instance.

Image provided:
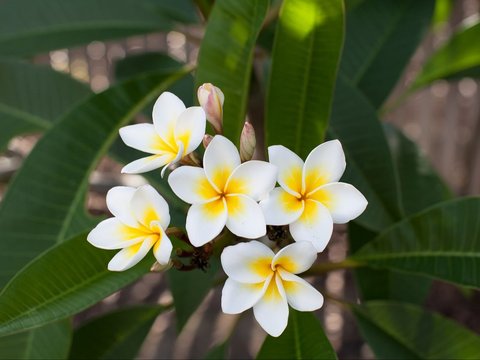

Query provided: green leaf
[340,0,434,108]
[354,197,480,288]
[0,0,197,57]
[349,222,432,304]
[329,76,402,232]
[265,0,344,158]
[205,341,228,360]
[70,305,165,359]
[257,311,337,360]
[384,124,452,216]
[167,259,220,331]
[353,301,480,359]
[0,320,71,360]
[0,233,152,337]
[411,19,480,90]
[0,60,90,151]
[195,0,269,143]
[0,66,191,287]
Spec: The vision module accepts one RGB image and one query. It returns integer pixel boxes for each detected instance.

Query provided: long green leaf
[0,0,197,57]
[70,305,165,359]
[0,320,71,360]
[0,60,90,151]
[353,301,480,359]
[0,66,190,287]
[411,19,480,91]
[340,0,434,108]
[265,0,344,158]
[329,76,402,231]
[257,311,337,360]
[0,233,152,337]
[354,197,480,288]
[195,0,269,143]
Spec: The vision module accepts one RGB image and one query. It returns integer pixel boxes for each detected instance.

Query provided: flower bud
[240,122,256,162]
[197,83,224,134]
[203,134,213,149]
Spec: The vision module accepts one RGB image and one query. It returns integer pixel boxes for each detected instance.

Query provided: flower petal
[186,197,228,247]
[278,269,324,311]
[106,186,138,227]
[119,123,174,155]
[87,218,147,250]
[152,92,186,143]
[220,240,274,283]
[260,187,304,226]
[268,145,304,196]
[131,185,170,230]
[107,236,156,271]
[225,160,277,201]
[272,241,317,274]
[204,135,240,192]
[310,182,368,224]
[225,194,267,239]
[253,274,289,337]
[121,154,174,174]
[303,140,346,192]
[221,277,270,314]
[168,166,219,204]
[289,199,333,252]
[153,227,173,265]
[174,106,206,154]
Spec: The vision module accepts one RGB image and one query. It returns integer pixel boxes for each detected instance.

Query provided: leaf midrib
[0,103,50,129]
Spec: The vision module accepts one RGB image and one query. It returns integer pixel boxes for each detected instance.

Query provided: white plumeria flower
[119,92,206,176]
[221,240,323,337]
[168,135,277,247]
[260,140,367,252]
[87,185,173,271]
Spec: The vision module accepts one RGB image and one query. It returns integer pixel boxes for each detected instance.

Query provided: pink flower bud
[197,83,224,134]
[203,134,213,149]
[240,122,256,162]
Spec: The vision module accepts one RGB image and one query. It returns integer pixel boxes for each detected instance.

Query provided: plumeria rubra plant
[88,85,367,336]
[0,0,480,359]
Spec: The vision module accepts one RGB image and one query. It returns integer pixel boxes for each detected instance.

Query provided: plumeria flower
[168,135,277,247]
[87,185,172,271]
[260,140,367,252]
[221,240,323,337]
[119,92,206,176]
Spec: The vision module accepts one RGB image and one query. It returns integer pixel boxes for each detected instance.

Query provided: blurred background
[0,0,479,358]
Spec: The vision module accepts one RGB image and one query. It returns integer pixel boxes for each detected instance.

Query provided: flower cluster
[88,84,368,337]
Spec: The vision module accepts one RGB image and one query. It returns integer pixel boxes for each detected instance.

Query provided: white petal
[310,182,368,224]
[131,185,170,230]
[87,218,145,250]
[153,227,173,265]
[107,236,156,271]
[302,140,346,192]
[253,274,289,337]
[119,123,172,155]
[289,200,333,252]
[121,154,173,174]
[204,135,240,192]
[220,240,274,283]
[186,198,228,247]
[174,106,206,154]
[225,160,277,201]
[221,277,270,314]
[268,145,304,196]
[168,166,219,204]
[260,187,304,226]
[106,186,138,227]
[152,92,186,141]
[272,241,317,274]
[278,269,324,311]
[225,194,267,239]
